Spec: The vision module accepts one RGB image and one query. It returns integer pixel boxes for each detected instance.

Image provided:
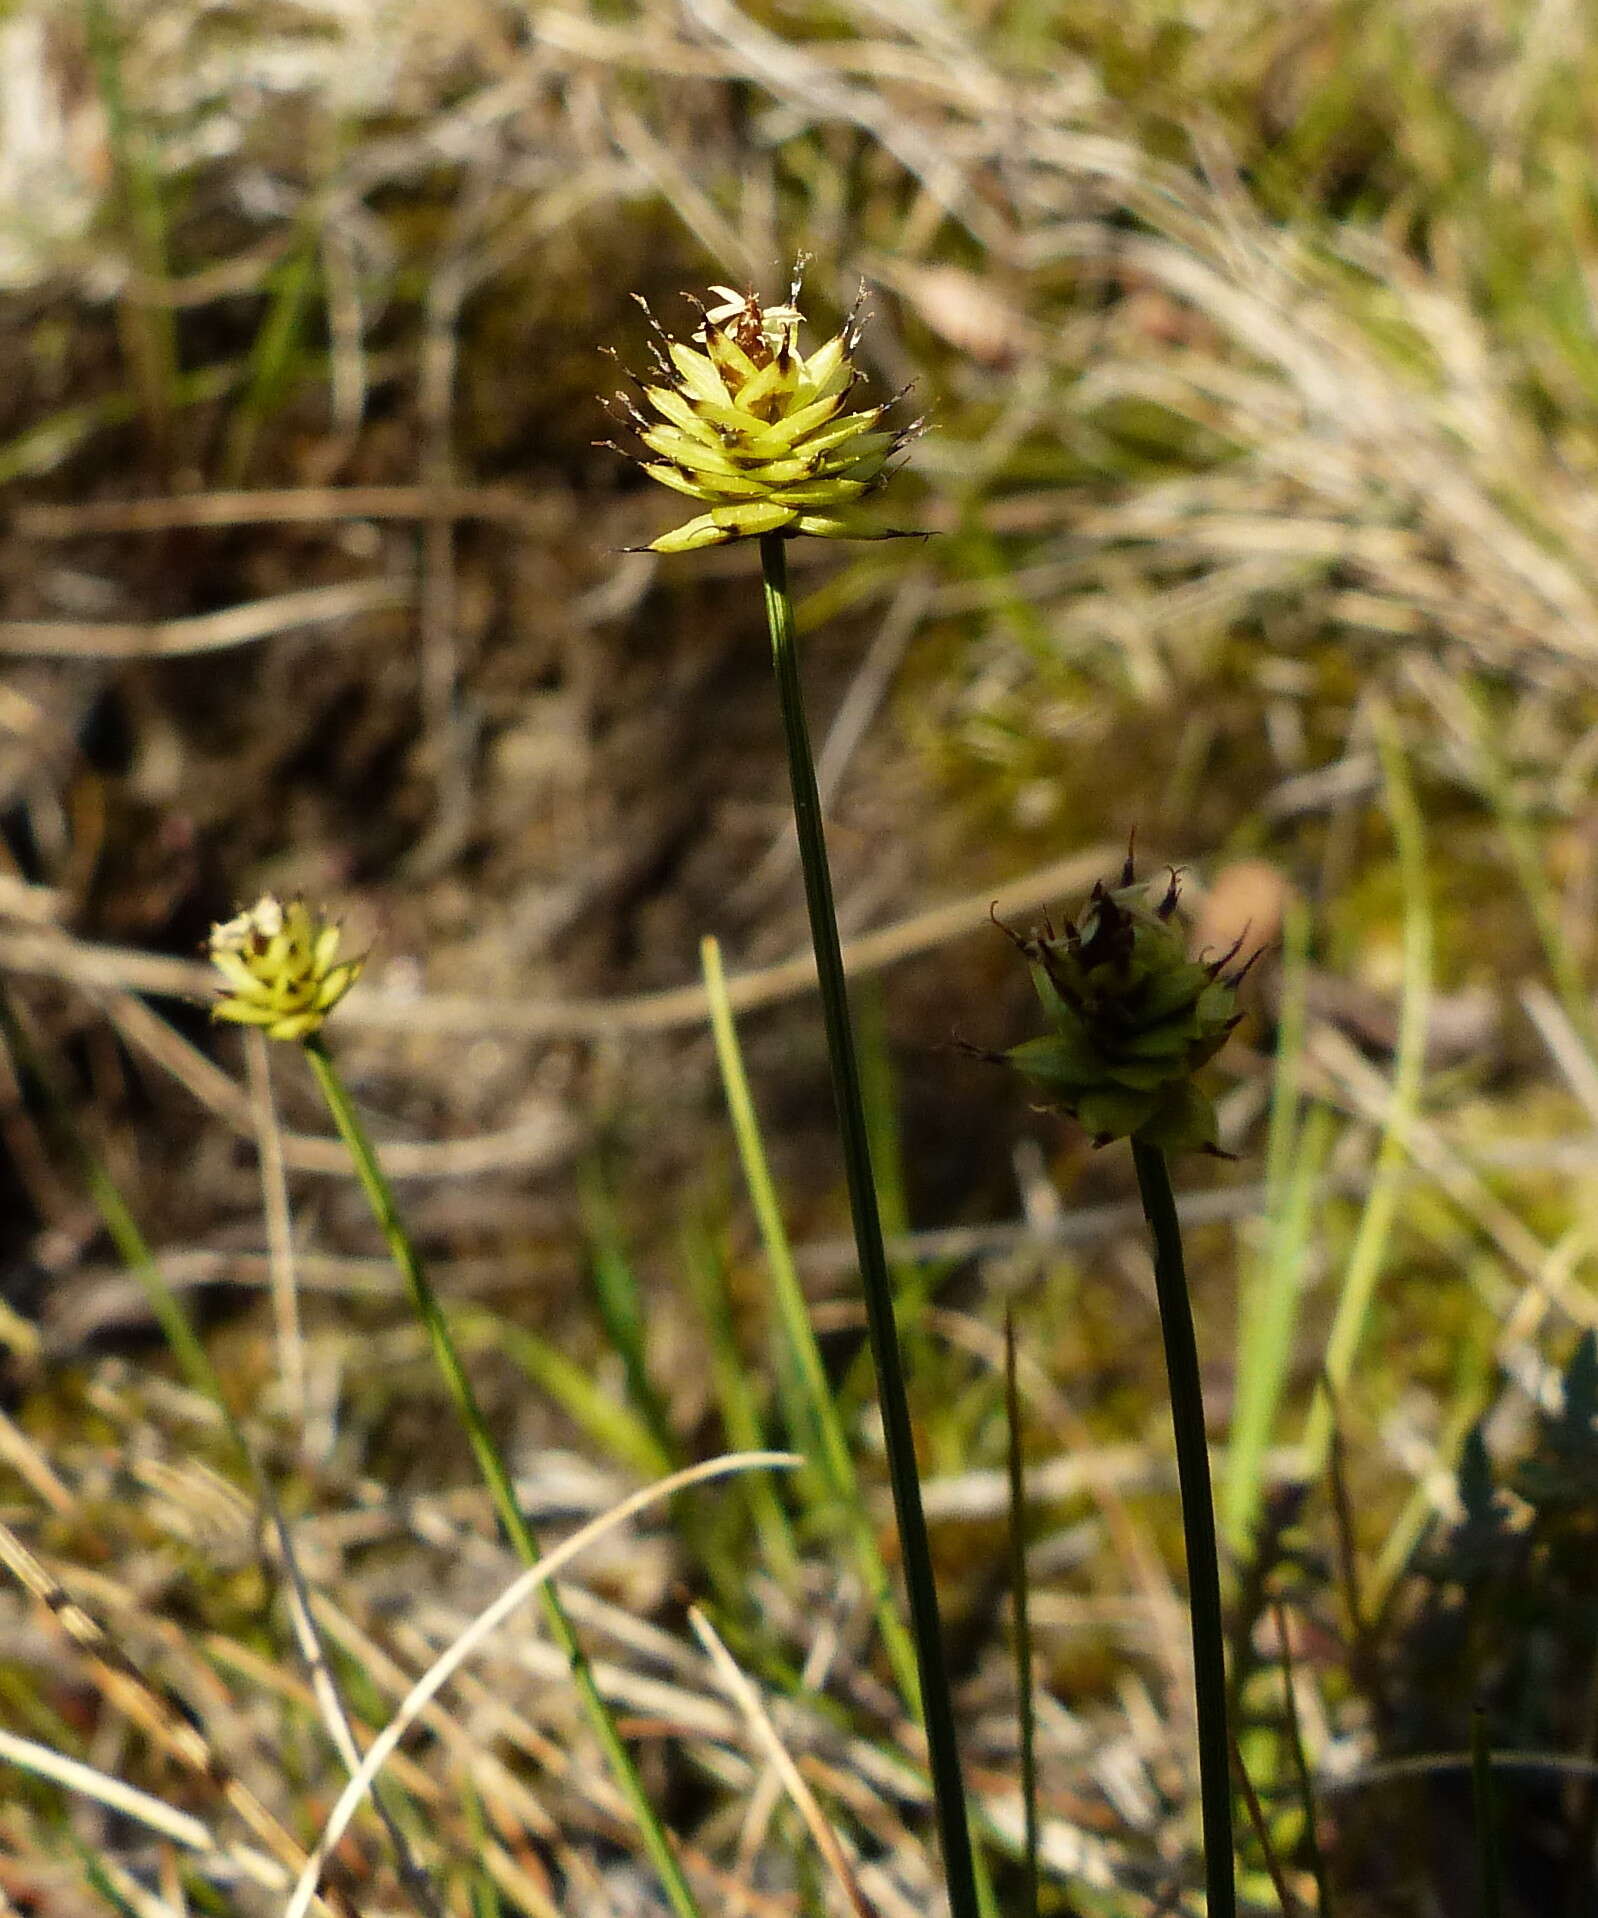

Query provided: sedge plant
[991,855,1252,1918]
[206,894,706,1918]
[609,271,983,1916]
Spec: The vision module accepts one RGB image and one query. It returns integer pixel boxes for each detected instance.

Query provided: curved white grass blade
[284,1449,799,1918]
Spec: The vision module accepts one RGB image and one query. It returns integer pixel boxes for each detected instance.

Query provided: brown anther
[728,292,774,366]
[1119,834,1138,889]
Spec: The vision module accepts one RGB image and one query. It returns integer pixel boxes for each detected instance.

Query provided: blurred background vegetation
[3,0,1598,1911]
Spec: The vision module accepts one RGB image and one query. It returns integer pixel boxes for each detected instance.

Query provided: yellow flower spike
[609,267,919,552]
[207,894,364,1043]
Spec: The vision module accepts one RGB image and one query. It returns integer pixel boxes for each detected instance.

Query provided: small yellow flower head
[609,268,918,553]
[996,855,1252,1153]
[207,895,363,1043]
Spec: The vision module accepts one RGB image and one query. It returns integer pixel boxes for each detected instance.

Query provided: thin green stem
[1004,1308,1040,1918]
[303,1037,703,1918]
[757,534,979,1918]
[1131,1137,1236,1918]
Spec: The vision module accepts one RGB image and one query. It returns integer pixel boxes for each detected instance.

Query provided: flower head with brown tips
[996,855,1252,1153]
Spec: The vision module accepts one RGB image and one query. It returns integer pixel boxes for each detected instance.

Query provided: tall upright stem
[759,534,980,1918]
[1131,1138,1237,1918]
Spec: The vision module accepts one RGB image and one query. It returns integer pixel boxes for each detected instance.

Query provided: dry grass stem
[691,1606,880,1918]
[244,1027,305,1427]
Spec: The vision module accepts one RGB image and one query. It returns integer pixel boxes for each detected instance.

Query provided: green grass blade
[678,1213,803,1588]
[223,234,321,485]
[699,934,919,1704]
[0,985,232,1429]
[1231,1731,1304,1917]
[83,0,178,451]
[0,359,239,485]
[857,979,911,1247]
[1301,707,1432,1475]
[66,1826,146,1918]
[1224,896,1323,1551]
[458,1307,673,1483]
[1367,1330,1493,1619]
[1460,679,1596,1056]
[580,1162,680,1467]
[459,1775,505,1918]
[839,979,953,1411]
[1274,1602,1333,1918]
[0,989,439,1909]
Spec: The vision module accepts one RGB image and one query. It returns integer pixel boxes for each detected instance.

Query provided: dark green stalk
[303,1037,703,1918]
[1131,1137,1236,1918]
[1471,1706,1504,1918]
[758,533,980,1918]
[1004,1308,1040,1918]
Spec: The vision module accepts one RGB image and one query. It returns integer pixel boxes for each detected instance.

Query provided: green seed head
[609,269,918,552]
[208,895,363,1043]
[999,856,1249,1152]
